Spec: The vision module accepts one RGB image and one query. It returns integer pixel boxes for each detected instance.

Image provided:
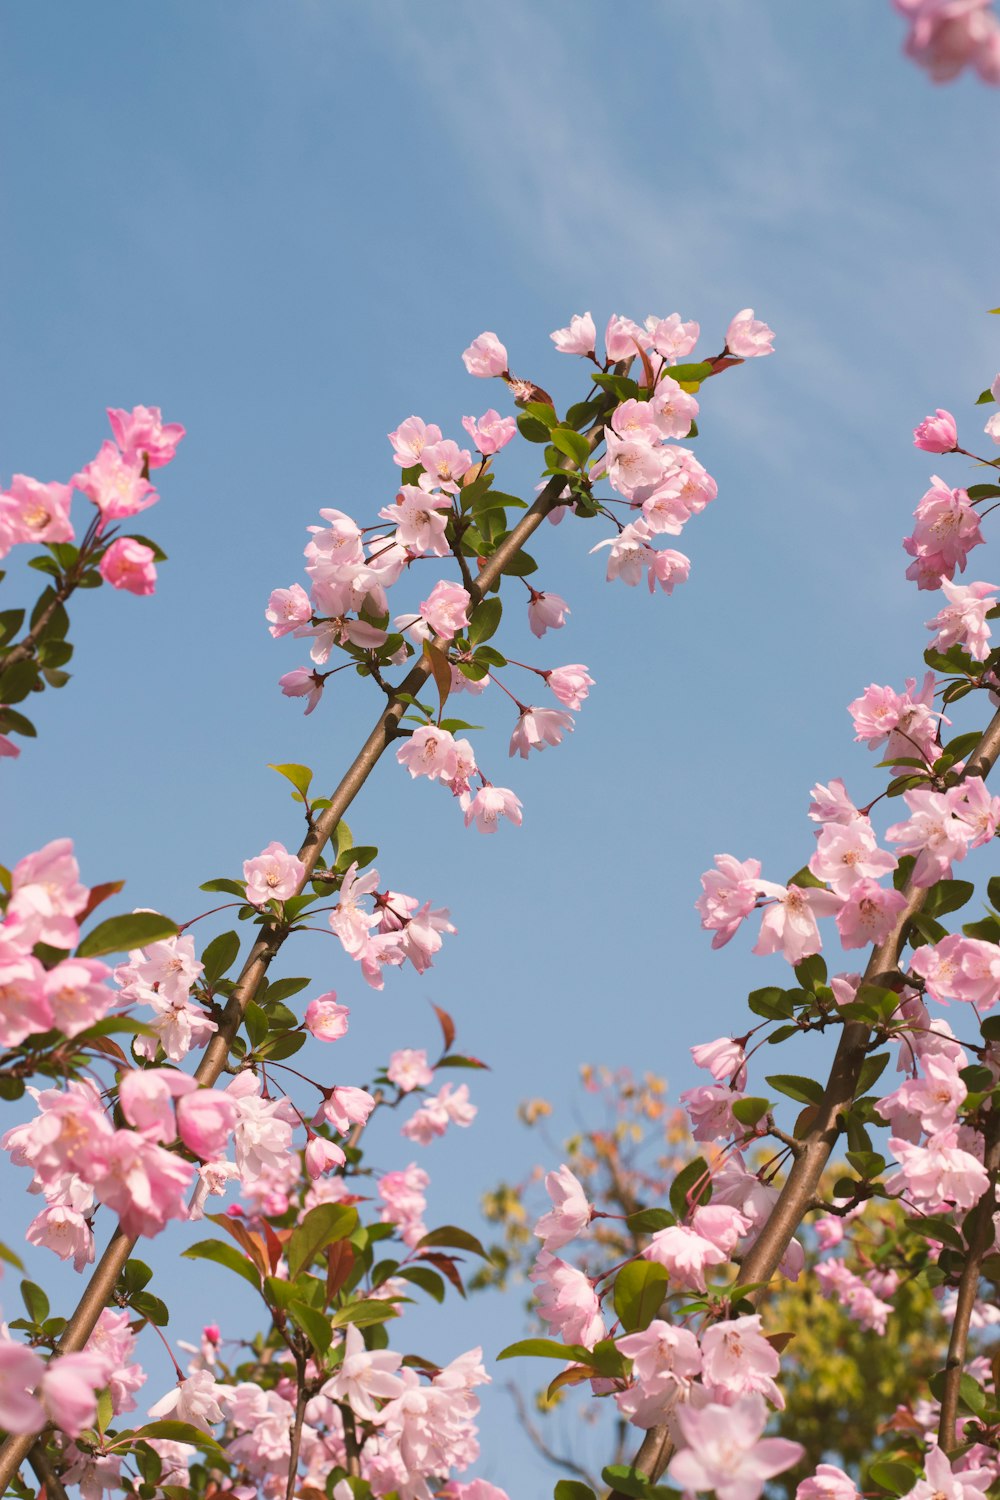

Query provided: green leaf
[182,1239,261,1291]
[868,1460,921,1496]
[0,609,26,646]
[748,987,794,1020]
[928,1368,986,1414]
[0,659,39,703]
[549,427,591,467]
[497,1337,596,1364]
[624,1208,674,1234]
[517,413,552,443]
[613,1260,668,1332]
[201,930,240,985]
[903,1214,964,1250]
[287,1204,359,1280]
[397,1265,446,1303]
[907,912,948,946]
[289,1299,333,1354]
[268,762,313,799]
[330,1298,400,1328]
[414,1225,490,1259]
[666,361,714,385]
[845,1150,886,1179]
[20,1280,49,1323]
[199,877,247,897]
[256,1030,306,1060]
[521,401,558,429]
[923,879,974,919]
[77,911,178,958]
[600,1467,654,1499]
[794,953,827,990]
[765,1074,825,1106]
[122,1259,153,1293]
[245,1001,268,1050]
[856,1052,890,1095]
[132,1420,224,1455]
[468,597,502,646]
[785,864,826,890]
[732,1096,771,1127]
[265,976,311,1003]
[554,1484,597,1500]
[130,1291,169,1325]
[670,1156,712,1219]
[591,372,640,400]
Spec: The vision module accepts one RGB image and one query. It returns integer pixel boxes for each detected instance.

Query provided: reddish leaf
[87,1036,128,1064]
[263,1221,287,1274]
[415,1250,466,1298]
[76,880,125,925]
[207,1213,268,1278]
[629,336,656,391]
[422,639,452,721]
[325,1241,356,1304]
[431,1003,456,1053]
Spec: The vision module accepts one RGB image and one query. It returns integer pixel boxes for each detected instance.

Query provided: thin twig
[506,1380,602,1490]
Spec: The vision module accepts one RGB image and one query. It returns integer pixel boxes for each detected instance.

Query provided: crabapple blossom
[752,881,843,964]
[905,476,985,587]
[420,439,472,494]
[700,1315,784,1407]
[646,312,700,362]
[321,1084,376,1135]
[797,1465,861,1500]
[106,405,185,467]
[26,1204,94,1273]
[885,786,975,885]
[725,309,775,358]
[73,441,158,524]
[913,409,958,452]
[397,725,460,781]
[529,1249,605,1347]
[5,837,88,950]
[176,1088,239,1161]
[378,1163,429,1245]
[461,332,508,378]
[387,1048,434,1092]
[279,666,325,714]
[925,578,999,660]
[462,784,523,833]
[835,878,909,949]
[321,1325,405,1422]
[388,415,443,467]
[879,1054,967,1137]
[242,840,305,905]
[527,589,570,637]
[681,1083,745,1143]
[808,818,897,896]
[902,1446,993,1500]
[147,1368,225,1431]
[808,777,859,824]
[649,374,699,438]
[696,854,762,948]
[265,583,313,637]
[532,1165,592,1251]
[89,1131,196,1237]
[545,663,594,709]
[646,546,691,595]
[401,1083,476,1144]
[39,1353,106,1439]
[590,521,652,585]
[509,706,573,758]
[604,313,646,362]
[669,1395,803,1500]
[420,579,471,640]
[461,409,516,455]
[890,1126,990,1207]
[549,312,597,356]
[0,944,53,1047]
[98,537,157,595]
[642,1223,728,1290]
[304,993,350,1040]
[0,476,74,556]
[0,1341,46,1435]
[691,1035,748,1087]
[305,1136,347,1178]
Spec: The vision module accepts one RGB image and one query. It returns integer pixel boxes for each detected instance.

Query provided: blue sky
[2,2,1000,1492]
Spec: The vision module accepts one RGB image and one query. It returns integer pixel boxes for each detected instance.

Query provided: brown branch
[607,703,1000,1497]
[0,402,613,1494]
[2,582,74,675]
[27,1442,69,1500]
[937,1111,1000,1446]
[285,1353,308,1500]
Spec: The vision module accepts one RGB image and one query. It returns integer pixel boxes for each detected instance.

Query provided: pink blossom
[304,993,350,1041]
[885,786,975,886]
[926,578,999,661]
[650,375,699,438]
[617,1320,702,1391]
[849,673,942,762]
[86,1309,145,1415]
[90,1131,196,1237]
[0,476,74,557]
[955,774,1000,846]
[701,1314,784,1407]
[0,734,19,759]
[387,1048,434,1092]
[890,1126,990,1208]
[107,406,185,468]
[242,840,305,906]
[753,882,843,964]
[462,784,523,833]
[914,409,958,452]
[900,0,1000,84]
[322,1085,376,1135]
[40,1352,106,1438]
[401,1082,476,1144]
[397,724,460,781]
[726,309,775,359]
[529,1249,605,1347]
[328,859,382,953]
[378,1162,429,1245]
[691,1036,748,1087]
[646,547,691,595]
[590,520,653,585]
[835,878,909,949]
[545,663,594,710]
[73,441,158,524]
[462,332,508,378]
[0,1341,46,1434]
[420,439,472,494]
[279,666,325,715]
[509,706,574,758]
[462,409,516,454]
[305,1136,347,1178]
[902,1446,993,1500]
[388,415,443,468]
[99,537,157,595]
[225,1071,297,1183]
[550,312,597,356]
[603,433,666,499]
[669,1395,803,1500]
[904,477,983,590]
[696,854,762,948]
[662,447,718,512]
[809,818,897,896]
[643,1224,728,1290]
[5,837,88,950]
[266,584,312,637]
[681,1083,744,1144]
[4,1079,112,1185]
[448,1484,510,1500]
[797,1465,861,1500]
[0,942,53,1046]
[420,579,471,640]
[604,314,646,362]
[321,1324,404,1422]
[880,1054,966,1136]
[119,1067,193,1140]
[646,313,700,363]
[533,1164,592,1251]
[808,778,859,825]
[148,1368,225,1431]
[176,1089,239,1161]
[41,957,113,1036]
[26,1205,94,1273]
[527,589,570,637]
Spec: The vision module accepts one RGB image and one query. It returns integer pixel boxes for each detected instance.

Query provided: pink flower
[646,547,691,595]
[176,1089,239,1161]
[401,1082,476,1144]
[880,1054,966,1136]
[914,409,958,452]
[605,314,646,362]
[0,476,74,558]
[797,1465,860,1500]
[378,1163,429,1245]
[40,1352,106,1438]
[808,819,896,896]
[388,416,443,468]
[462,332,508,378]
[462,784,523,833]
[304,994,350,1041]
[420,439,472,494]
[529,1249,605,1347]
[591,521,653,585]
[462,409,517,454]
[890,1126,990,1208]
[643,1224,727,1290]
[279,666,325,714]
[90,1132,195,1237]
[835,879,908,949]
[646,313,700,363]
[99,537,157,595]
[147,1368,225,1431]
[753,882,843,964]
[696,854,762,948]
[321,1085,376,1135]
[397,725,460,781]
[550,312,596,356]
[73,441,158,524]
[107,406,185,468]
[321,1325,405,1422]
[5,837,88,950]
[329,861,380,955]
[725,309,775,358]
[617,1320,702,1391]
[533,1164,592,1251]
[0,942,53,1046]
[691,1036,748,1087]
[305,1136,347,1178]
[527,590,570,637]
[902,1447,993,1500]
[650,375,699,438]
[242,840,305,906]
[26,1206,94,1273]
[904,477,983,590]
[808,778,859,825]
[265,584,312,637]
[700,1315,784,1407]
[926,578,999,661]
[682,1083,744,1144]
[420,579,471,640]
[509,706,574,758]
[885,786,975,886]
[0,1341,46,1434]
[545,664,594,710]
[387,1048,433,1092]
[670,1395,803,1500]
[0,734,20,759]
